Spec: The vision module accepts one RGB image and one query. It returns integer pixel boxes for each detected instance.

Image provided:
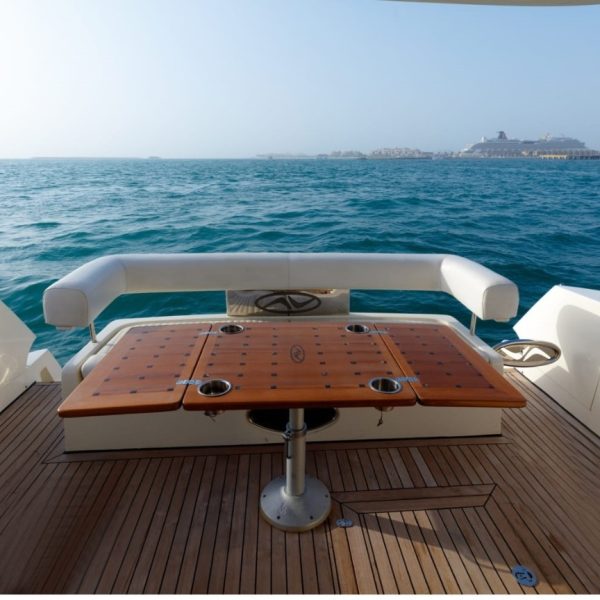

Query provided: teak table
[58,320,525,531]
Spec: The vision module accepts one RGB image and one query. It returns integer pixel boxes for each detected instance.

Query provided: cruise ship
[461,130,600,159]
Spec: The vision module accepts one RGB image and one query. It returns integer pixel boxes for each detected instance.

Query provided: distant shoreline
[4,155,596,162]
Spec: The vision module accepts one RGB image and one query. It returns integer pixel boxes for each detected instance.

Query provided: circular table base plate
[260,475,331,532]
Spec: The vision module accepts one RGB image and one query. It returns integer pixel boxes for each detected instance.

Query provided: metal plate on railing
[226,289,349,317]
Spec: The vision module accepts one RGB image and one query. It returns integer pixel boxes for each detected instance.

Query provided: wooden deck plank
[104,459,162,593]
[346,449,368,490]
[402,510,446,593]
[376,513,414,593]
[503,408,600,526]
[473,505,538,595]
[126,458,185,593]
[254,452,272,594]
[450,508,509,594]
[388,512,430,593]
[409,448,438,487]
[440,445,476,486]
[1,377,600,594]
[65,460,135,593]
[414,509,463,593]
[504,403,600,498]
[436,508,492,593]
[312,451,339,593]
[358,512,383,593]
[26,462,95,592]
[301,452,323,593]
[328,501,358,593]
[175,455,217,593]
[0,385,55,465]
[420,446,451,486]
[387,447,415,488]
[493,439,600,574]
[399,447,426,487]
[238,453,260,594]
[144,456,195,593]
[484,494,568,594]
[426,509,478,594]
[0,386,63,496]
[448,445,484,485]
[207,455,241,593]
[40,460,109,592]
[366,448,392,490]
[341,506,378,593]
[421,447,460,485]
[191,454,229,593]
[475,444,595,592]
[362,512,398,593]
[160,457,207,593]
[508,371,600,460]
[271,452,288,594]
[335,449,358,491]
[286,533,304,593]
[463,506,525,594]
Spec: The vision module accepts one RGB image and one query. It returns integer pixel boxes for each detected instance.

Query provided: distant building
[369,147,433,159]
[329,150,366,159]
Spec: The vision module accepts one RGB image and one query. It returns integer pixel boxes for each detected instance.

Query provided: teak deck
[1,371,600,593]
[58,322,524,416]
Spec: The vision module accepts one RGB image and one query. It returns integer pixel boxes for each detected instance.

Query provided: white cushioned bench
[43,253,519,451]
[44,252,518,327]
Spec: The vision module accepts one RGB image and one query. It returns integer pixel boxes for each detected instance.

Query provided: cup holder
[197,379,232,397]
[345,323,370,334]
[368,377,402,394]
[219,323,245,334]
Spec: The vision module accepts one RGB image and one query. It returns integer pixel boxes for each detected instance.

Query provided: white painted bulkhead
[514,285,600,435]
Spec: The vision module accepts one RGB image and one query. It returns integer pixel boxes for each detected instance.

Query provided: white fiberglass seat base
[0,300,60,413]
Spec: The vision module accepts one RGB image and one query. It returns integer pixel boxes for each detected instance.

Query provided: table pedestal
[260,408,331,532]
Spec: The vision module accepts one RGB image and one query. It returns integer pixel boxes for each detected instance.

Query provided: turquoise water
[1,158,598,365]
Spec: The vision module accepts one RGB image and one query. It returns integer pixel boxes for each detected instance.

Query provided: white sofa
[43,253,519,451]
[44,252,518,327]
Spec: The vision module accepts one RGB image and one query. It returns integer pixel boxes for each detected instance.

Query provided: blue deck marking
[512,565,538,587]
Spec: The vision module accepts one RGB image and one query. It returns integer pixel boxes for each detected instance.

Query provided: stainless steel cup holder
[345,323,370,334]
[219,323,245,334]
[368,377,402,394]
[197,379,232,397]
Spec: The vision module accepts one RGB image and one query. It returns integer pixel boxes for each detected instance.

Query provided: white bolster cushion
[43,252,519,327]
[440,255,519,322]
[43,256,127,328]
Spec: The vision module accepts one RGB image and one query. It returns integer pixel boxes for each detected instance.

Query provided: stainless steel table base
[260,475,331,532]
[260,407,331,532]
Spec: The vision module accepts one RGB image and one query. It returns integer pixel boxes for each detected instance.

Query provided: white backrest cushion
[43,253,518,327]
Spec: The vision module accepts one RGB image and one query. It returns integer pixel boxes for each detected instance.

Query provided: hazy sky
[1,0,599,157]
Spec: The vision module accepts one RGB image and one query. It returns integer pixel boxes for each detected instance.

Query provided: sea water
[0,158,598,365]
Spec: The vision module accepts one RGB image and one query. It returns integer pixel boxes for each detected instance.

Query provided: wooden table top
[58,321,525,417]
